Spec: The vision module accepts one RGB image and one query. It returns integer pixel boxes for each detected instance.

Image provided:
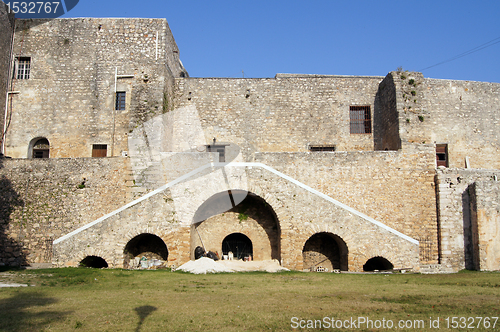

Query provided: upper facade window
[15,57,31,79]
[116,92,126,110]
[349,105,372,134]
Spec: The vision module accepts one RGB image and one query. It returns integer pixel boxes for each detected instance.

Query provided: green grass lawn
[0,268,499,331]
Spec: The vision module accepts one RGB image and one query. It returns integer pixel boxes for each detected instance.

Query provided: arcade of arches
[76,195,395,272]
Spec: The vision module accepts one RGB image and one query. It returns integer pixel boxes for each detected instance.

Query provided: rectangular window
[350,105,372,134]
[436,144,448,167]
[115,92,126,110]
[309,145,336,152]
[92,144,107,158]
[16,57,31,79]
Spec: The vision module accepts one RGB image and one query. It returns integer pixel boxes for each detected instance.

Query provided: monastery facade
[1,6,499,272]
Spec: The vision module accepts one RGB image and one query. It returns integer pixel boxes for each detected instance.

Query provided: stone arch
[72,247,112,268]
[80,255,108,268]
[302,232,348,271]
[222,233,253,260]
[123,233,168,268]
[28,137,50,159]
[363,256,394,272]
[191,190,281,262]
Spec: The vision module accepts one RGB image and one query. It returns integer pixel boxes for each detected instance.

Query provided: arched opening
[80,256,108,268]
[302,233,348,272]
[363,256,394,272]
[29,137,50,159]
[192,190,280,262]
[123,233,168,269]
[222,233,253,260]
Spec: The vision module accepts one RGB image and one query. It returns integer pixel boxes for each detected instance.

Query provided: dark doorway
[222,233,253,260]
[302,233,348,271]
[80,256,108,268]
[363,256,394,271]
[31,138,50,158]
[124,233,168,268]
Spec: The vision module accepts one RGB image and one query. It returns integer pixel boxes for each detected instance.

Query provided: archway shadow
[0,291,71,330]
[193,190,281,261]
[135,305,157,332]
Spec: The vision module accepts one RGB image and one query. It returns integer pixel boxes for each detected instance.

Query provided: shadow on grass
[135,305,157,332]
[0,291,71,331]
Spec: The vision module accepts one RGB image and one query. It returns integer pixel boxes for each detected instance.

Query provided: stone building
[1,6,499,272]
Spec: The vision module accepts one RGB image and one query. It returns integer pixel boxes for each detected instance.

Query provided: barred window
[115,92,126,110]
[349,106,372,134]
[92,144,107,158]
[16,57,31,79]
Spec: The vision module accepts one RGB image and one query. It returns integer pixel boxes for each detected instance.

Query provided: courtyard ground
[0,267,499,331]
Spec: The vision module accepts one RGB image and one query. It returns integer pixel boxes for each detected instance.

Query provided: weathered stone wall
[51,161,420,271]
[242,165,420,271]
[0,157,130,266]
[392,71,500,169]
[470,180,500,271]
[254,149,438,264]
[5,18,186,158]
[435,168,500,271]
[0,3,15,151]
[174,74,383,158]
[52,187,190,268]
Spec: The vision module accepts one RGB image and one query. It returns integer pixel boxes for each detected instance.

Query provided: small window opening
[350,105,372,134]
[115,92,126,110]
[436,144,448,167]
[32,138,49,158]
[15,57,31,79]
[309,145,336,152]
[92,144,107,158]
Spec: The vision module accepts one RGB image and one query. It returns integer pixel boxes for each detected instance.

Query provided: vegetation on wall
[396,68,427,124]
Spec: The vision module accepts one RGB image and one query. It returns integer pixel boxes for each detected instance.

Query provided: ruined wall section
[394,71,500,169]
[0,3,15,152]
[0,157,130,266]
[421,78,500,169]
[469,180,500,271]
[254,149,439,263]
[436,168,500,271]
[174,75,383,158]
[6,18,182,158]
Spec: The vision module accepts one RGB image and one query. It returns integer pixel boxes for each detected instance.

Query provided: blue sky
[60,1,500,82]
